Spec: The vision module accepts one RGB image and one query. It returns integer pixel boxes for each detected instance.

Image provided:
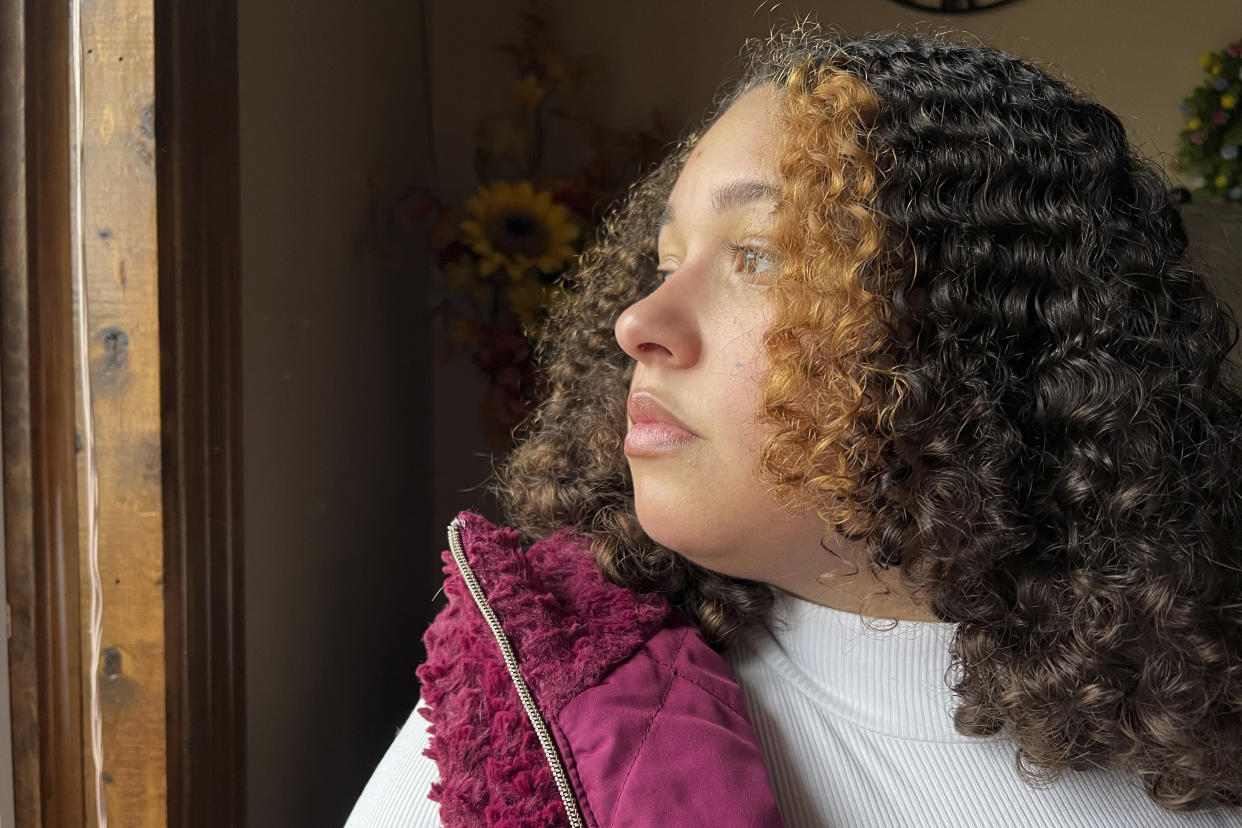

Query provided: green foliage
[1177,40,1242,202]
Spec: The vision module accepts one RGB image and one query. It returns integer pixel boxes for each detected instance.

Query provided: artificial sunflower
[512,74,545,110]
[460,181,579,280]
[505,280,549,329]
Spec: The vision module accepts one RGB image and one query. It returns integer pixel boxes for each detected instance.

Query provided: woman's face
[614,85,829,583]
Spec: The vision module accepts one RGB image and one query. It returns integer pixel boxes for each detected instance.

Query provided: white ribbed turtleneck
[725,588,1238,827]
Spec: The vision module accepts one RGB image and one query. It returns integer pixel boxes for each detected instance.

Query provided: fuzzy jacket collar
[416,512,670,826]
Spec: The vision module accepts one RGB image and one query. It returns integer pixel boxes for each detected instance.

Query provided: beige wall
[429,0,1242,527]
[550,0,1237,177]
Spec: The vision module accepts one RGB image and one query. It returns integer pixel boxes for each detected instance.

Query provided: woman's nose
[614,272,701,369]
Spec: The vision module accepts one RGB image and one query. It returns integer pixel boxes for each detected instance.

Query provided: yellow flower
[1201,53,1214,71]
[506,280,549,329]
[1222,94,1237,110]
[542,50,568,82]
[460,181,579,280]
[512,75,545,110]
[481,116,527,157]
[445,260,494,304]
[1216,174,1230,188]
[1188,117,1202,130]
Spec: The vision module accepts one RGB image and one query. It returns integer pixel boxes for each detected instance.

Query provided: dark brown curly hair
[495,25,1242,812]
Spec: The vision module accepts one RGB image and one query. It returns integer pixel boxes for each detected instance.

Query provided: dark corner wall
[239,0,435,824]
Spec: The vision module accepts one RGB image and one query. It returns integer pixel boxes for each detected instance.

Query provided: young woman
[347,28,1242,827]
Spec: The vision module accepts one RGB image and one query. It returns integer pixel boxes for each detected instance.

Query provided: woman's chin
[633,505,753,579]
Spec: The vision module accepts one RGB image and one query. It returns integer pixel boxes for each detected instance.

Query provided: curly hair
[494,25,1242,811]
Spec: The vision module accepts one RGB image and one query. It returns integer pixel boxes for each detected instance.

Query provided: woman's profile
[347,25,1242,827]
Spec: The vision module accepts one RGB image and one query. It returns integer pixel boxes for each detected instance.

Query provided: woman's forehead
[660,88,784,230]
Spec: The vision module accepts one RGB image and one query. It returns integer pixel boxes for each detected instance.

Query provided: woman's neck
[772,563,943,623]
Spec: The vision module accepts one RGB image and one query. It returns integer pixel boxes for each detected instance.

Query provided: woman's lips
[625,391,696,457]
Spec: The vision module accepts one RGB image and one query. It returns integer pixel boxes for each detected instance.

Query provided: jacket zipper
[446,518,586,828]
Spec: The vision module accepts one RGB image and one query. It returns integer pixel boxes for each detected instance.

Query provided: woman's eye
[740,247,777,276]
[727,242,778,278]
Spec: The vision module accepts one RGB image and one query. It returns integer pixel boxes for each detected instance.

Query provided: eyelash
[654,242,777,286]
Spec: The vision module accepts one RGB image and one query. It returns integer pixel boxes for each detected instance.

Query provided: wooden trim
[76,2,167,823]
[0,3,40,823]
[2,0,87,826]
[155,0,246,825]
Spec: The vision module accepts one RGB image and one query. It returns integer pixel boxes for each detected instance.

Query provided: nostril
[637,342,673,356]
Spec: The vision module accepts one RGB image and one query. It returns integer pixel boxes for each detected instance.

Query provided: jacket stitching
[669,670,751,722]
[635,634,751,722]
[608,627,690,825]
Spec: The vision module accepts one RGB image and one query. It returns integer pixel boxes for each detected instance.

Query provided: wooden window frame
[1,0,85,825]
[1,0,245,824]
[156,1,245,826]
[156,0,246,825]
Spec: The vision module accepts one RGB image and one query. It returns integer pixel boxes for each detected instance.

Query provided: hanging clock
[886,0,1022,11]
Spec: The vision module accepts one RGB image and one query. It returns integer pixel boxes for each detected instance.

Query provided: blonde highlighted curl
[495,25,1242,811]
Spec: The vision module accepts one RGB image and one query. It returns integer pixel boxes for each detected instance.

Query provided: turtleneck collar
[751,587,980,742]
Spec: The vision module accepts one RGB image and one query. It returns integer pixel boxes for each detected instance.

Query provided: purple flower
[1191,131,1207,145]
[1223,144,1239,159]
[1179,101,1192,116]
[1215,77,1229,91]
[1230,186,1242,200]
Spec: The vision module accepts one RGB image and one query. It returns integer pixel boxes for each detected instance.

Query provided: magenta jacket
[416,511,785,827]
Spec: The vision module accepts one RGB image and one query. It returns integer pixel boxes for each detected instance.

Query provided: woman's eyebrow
[657,178,779,234]
[711,178,779,213]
